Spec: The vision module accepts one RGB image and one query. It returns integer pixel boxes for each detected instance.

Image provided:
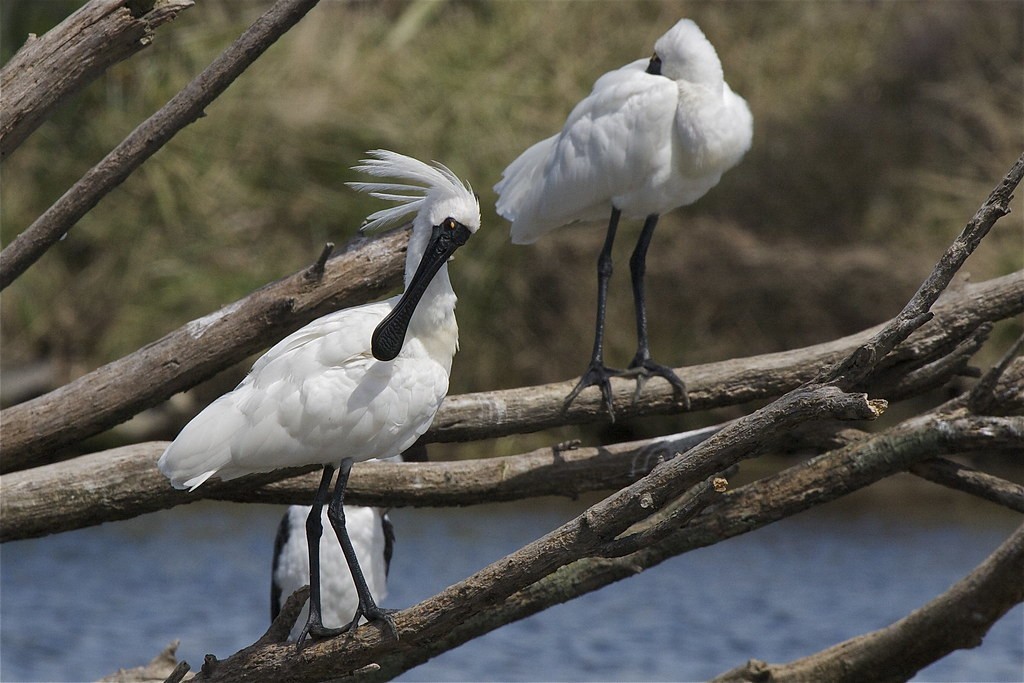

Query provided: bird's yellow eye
[444,218,458,230]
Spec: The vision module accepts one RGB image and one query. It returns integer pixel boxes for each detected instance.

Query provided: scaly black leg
[327,457,399,638]
[296,465,343,647]
[565,207,623,420]
[623,213,689,408]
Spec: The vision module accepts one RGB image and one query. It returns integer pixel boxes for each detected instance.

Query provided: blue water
[2,491,1022,682]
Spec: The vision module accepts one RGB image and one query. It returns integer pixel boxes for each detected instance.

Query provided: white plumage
[159,150,479,642]
[494,19,752,416]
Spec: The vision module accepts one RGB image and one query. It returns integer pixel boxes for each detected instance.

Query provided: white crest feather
[348,150,476,232]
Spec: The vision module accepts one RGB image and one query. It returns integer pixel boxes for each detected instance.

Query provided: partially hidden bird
[271,444,427,642]
[494,19,752,419]
[158,151,480,645]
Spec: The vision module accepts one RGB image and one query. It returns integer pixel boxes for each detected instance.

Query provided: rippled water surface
[2,490,1022,681]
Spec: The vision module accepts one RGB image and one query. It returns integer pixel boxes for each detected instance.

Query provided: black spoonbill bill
[159,151,480,644]
[494,19,752,419]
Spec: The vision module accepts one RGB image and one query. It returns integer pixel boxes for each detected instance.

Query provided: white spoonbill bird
[271,444,427,642]
[158,151,480,644]
[494,19,752,419]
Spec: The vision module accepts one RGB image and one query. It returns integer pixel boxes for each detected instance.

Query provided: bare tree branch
[0,0,325,289]
[7,284,1019,543]
[909,458,1024,513]
[712,522,1024,683]
[969,330,1024,414]
[0,0,194,160]
[3,264,1017,476]
[0,426,720,542]
[0,227,407,474]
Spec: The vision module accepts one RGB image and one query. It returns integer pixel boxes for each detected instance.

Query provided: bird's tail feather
[157,395,247,491]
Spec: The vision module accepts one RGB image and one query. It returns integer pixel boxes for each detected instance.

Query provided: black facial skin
[371,217,473,361]
[646,54,663,76]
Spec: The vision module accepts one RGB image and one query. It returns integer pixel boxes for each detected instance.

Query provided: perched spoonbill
[494,19,752,419]
[271,444,427,642]
[158,151,480,644]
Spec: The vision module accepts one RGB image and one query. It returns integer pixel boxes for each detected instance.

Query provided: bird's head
[348,150,481,361]
[648,19,724,91]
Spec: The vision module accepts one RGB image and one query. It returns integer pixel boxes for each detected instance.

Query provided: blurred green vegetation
[2,1,1021,451]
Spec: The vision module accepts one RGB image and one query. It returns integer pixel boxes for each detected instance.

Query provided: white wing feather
[496,63,678,244]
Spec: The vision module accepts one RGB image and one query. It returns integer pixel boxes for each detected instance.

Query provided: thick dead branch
[0,228,407,474]
[0,426,722,542]
[825,151,1024,390]
[0,0,194,160]
[0,0,324,290]
[4,265,1016,477]
[712,522,1024,683]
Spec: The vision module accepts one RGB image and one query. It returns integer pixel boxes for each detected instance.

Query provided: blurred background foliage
[1,0,1022,454]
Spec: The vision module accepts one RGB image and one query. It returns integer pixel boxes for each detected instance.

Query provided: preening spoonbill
[271,445,427,642]
[494,19,752,418]
[158,151,480,644]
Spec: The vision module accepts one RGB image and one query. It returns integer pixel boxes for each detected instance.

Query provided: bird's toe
[564,362,622,421]
[622,359,690,409]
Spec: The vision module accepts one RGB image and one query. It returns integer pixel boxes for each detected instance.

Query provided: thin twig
[304,242,335,282]
[909,458,1024,513]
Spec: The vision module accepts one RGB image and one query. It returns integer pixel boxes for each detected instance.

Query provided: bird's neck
[405,260,459,360]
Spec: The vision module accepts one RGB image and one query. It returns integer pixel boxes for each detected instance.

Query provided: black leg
[327,457,399,638]
[624,213,689,408]
[296,465,339,647]
[565,206,623,419]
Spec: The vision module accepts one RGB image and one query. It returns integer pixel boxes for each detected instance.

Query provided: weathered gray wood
[0,0,324,289]
[0,0,193,160]
[0,228,407,473]
[0,426,726,541]
[909,458,1024,512]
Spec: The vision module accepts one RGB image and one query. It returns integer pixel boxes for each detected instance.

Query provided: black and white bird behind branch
[271,444,427,641]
